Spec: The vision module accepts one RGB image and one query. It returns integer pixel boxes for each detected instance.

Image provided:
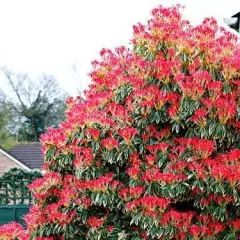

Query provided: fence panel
[0,206,29,225]
[0,178,32,225]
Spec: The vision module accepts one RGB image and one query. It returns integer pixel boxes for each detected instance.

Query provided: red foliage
[1,4,240,240]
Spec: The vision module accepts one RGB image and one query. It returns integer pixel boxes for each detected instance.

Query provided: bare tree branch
[1,68,27,111]
[0,67,68,142]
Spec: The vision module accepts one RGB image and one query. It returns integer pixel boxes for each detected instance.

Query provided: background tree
[1,68,68,142]
[0,89,16,149]
[71,62,84,96]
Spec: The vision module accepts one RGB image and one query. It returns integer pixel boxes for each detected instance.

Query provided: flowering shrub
[1,4,240,240]
[0,222,28,240]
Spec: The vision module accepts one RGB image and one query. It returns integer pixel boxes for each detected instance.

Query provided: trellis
[0,168,41,206]
[0,178,33,205]
[0,168,42,225]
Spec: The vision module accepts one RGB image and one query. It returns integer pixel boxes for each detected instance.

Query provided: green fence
[0,205,29,225]
[0,177,33,225]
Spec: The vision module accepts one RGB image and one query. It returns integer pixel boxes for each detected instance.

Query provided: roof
[0,146,30,171]
[10,142,44,169]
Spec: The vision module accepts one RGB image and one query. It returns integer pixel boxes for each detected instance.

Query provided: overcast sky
[0,0,239,96]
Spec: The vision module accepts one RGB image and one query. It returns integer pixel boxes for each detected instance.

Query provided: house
[0,143,44,175]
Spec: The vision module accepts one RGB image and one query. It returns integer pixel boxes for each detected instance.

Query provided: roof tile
[10,143,44,169]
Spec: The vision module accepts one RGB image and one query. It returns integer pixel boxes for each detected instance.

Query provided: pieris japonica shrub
[0,222,28,240]
[2,4,240,240]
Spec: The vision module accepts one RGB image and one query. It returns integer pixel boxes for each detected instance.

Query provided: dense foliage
[0,168,42,182]
[1,5,240,240]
